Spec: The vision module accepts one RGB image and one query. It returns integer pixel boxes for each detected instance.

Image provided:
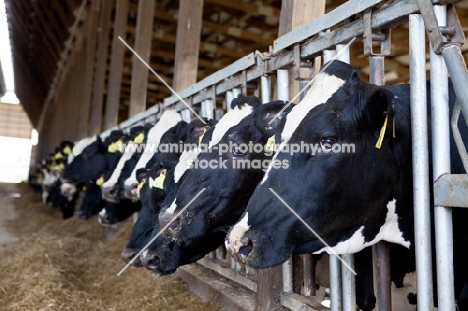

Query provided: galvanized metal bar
[451,101,468,172]
[180,109,191,123]
[164,53,256,107]
[409,14,434,310]
[335,44,356,311]
[434,174,468,207]
[302,254,315,296]
[441,44,468,129]
[273,0,382,53]
[261,76,271,103]
[341,254,356,311]
[369,55,392,311]
[329,256,342,311]
[226,91,234,112]
[276,68,293,293]
[430,5,456,308]
[301,0,421,60]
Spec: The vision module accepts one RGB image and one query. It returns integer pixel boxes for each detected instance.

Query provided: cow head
[159,98,289,243]
[123,110,186,201]
[225,61,413,268]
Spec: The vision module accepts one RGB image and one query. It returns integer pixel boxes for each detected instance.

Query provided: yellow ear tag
[265,135,277,152]
[108,139,124,153]
[375,115,389,149]
[153,169,167,189]
[198,127,208,146]
[82,186,87,191]
[55,152,63,159]
[136,178,146,196]
[62,146,72,155]
[58,163,65,170]
[133,133,145,144]
[96,176,104,186]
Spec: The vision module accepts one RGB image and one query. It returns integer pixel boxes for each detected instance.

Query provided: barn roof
[3,0,468,130]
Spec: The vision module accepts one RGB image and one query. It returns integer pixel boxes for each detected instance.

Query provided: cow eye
[320,135,337,151]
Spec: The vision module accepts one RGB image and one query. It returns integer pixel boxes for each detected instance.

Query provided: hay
[0,184,223,311]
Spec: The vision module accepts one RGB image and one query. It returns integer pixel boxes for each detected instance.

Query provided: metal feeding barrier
[100,0,468,310]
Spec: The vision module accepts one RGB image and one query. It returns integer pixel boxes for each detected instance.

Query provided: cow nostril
[142,253,161,270]
[109,187,117,196]
[238,240,254,258]
[166,217,180,235]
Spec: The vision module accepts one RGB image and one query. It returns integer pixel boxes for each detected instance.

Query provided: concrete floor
[0,183,19,249]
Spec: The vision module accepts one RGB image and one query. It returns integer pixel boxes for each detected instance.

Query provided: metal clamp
[417,0,465,54]
[363,9,392,56]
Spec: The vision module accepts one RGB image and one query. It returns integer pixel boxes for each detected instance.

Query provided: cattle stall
[86,1,467,310]
[16,0,468,310]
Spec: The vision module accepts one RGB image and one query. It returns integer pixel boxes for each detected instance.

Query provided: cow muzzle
[121,247,142,267]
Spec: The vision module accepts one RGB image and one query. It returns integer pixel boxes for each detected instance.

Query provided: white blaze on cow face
[225,212,250,254]
[314,199,410,254]
[208,103,254,148]
[102,141,138,188]
[170,102,255,211]
[261,73,345,184]
[164,199,178,215]
[173,148,201,183]
[124,110,182,187]
[68,136,97,164]
[60,183,77,196]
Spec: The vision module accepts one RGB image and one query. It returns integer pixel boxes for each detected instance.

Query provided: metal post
[409,14,434,310]
[276,68,293,293]
[330,255,343,311]
[226,91,234,111]
[323,48,343,311]
[431,5,455,311]
[180,109,191,123]
[370,56,392,311]
[261,75,271,103]
[335,44,356,311]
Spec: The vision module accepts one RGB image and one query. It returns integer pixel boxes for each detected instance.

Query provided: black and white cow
[100,124,151,202]
[123,110,188,201]
[225,61,468,309]
[139,97,285,274]
[121,118,217,267]
[158,97,288,242]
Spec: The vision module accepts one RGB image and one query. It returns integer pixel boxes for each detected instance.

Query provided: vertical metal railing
[430,5,456,311]
[409,13,435,311]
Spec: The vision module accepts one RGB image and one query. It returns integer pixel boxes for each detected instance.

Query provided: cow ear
[361,87,395,134]
[136,168,149,183]
[174,121,188,142]
[96,136,107,153]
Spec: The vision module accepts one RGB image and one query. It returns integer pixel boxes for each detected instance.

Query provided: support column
[80,0,101,137]
[172,0,204,91]
[278,0,325,101]
[129,0,155,117]
[104,0,129,129]
[89,0,113,135]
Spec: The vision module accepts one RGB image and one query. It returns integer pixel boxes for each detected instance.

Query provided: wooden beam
[278,0,325,101]
[89,0,114,135]
[172,0,203,91]
[104,0,129,130]
[81,0,101,137]
[128,0,155,117]
[205,0,280,17]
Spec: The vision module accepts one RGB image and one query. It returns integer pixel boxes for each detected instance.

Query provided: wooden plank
[204,0,280,17]
[255,266,286,311]
[273,0,382,53]
[104,0,129,130]
[177,263,256,311]
[128,0,155,117]
[89,0,114,135]
[172,0,203,91]
[80,0,101,137]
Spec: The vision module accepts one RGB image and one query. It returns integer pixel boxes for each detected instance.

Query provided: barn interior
[1,0,468,310]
